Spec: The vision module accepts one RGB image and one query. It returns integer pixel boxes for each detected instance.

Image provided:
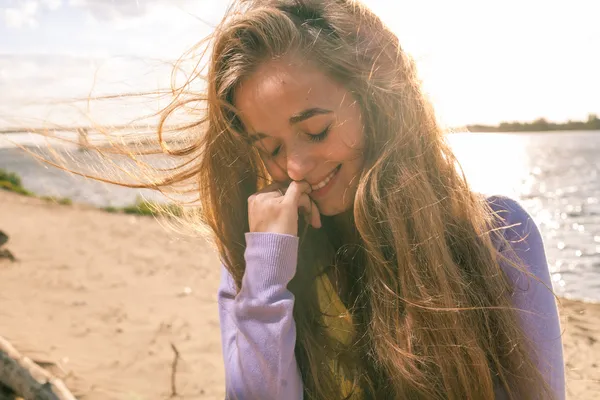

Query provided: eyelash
[270,125,331,157]
[309,125,331,143]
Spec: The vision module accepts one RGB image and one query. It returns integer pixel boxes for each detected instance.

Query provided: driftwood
[0,336,76,400]
[0,231,16,262]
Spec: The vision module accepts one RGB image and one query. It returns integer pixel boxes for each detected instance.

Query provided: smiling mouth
[311,164,341,191]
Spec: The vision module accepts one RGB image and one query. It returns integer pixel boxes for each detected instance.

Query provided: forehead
[233,59,345,132]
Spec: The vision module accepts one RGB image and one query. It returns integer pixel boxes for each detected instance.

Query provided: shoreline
[1,190,599,399]
[2,159,599,305]
[1,181,599,306]
[1,185,598,305]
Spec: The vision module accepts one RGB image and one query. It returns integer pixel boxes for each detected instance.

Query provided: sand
[0,190,598,399]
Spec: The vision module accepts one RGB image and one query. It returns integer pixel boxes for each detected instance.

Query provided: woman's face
[233,58,365,216]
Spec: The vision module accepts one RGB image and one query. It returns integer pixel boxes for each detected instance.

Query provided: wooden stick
[0,336,76,400]
[170,343,180,397]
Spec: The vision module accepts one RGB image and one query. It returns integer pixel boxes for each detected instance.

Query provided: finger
[298,194,321,229]
[309,196,321,228]
[283,181,311,205]
[257,182,285,194]
[297,194,312,220]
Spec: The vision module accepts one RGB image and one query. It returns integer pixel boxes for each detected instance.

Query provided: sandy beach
[0,190,598,399]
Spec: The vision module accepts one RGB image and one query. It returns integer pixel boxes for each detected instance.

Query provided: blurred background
[0,1,599,398]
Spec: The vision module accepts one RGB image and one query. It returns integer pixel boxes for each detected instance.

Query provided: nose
[285,144,317,182]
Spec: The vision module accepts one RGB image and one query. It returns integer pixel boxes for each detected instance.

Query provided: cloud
[1,0,199,26]
[0,53,182,129]
[68,0,147,21]
[2,0,62,29]
[3,1,39,28]
[66,0,227,58]
[67,0,193,21]
[41,0,62,10]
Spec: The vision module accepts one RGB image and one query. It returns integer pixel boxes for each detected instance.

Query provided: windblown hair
[36,0,557,398]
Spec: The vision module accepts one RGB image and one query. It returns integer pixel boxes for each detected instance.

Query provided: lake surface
[448,131,600,303]
[2,130,600,303]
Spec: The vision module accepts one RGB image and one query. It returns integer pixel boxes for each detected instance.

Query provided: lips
[310,164,341,191]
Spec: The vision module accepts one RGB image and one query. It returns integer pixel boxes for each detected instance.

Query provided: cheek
[337,125,365,163]
[333,107,365,155]
[340,99,366,148]
[346,122,366,150]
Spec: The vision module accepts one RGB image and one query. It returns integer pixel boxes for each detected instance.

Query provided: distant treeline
[465,114,600,132]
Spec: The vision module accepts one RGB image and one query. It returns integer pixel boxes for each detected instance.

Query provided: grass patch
[109,198,182,217]
[122,199,157,216]
[40,196,73,205]
[0,169,34,196]
[0,169,22,187]
[1,169,180,217]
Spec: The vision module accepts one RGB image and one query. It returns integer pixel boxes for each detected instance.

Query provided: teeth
[312,167,338,191]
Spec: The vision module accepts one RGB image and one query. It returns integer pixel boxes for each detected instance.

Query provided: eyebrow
[289,107,333,124]
[248,107,333,143]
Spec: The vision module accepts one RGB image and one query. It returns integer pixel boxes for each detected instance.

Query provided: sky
[1,0,599,128]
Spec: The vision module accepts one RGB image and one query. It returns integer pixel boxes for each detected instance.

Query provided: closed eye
[264,125,331,158]
[270,145,281,157]
[308,125,331,143]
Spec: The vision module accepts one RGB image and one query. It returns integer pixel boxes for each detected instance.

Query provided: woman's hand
[248,181,321,236]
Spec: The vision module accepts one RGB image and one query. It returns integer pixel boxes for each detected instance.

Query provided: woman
[43,0,563,398]
[199,1,565,399]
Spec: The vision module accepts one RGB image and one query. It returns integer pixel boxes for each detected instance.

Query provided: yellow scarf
[315,272,362,398]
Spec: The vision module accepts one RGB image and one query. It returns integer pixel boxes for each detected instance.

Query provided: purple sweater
[217,196,566,399]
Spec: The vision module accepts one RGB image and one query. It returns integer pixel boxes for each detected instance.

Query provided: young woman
[201,1,565,399]
[44,0,564,398]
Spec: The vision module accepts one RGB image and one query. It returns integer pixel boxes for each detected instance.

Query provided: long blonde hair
[33,0,556,398]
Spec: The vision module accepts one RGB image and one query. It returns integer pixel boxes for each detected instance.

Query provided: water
[0,134,174,207]
[1,130,600,303]
[448,131,600,303]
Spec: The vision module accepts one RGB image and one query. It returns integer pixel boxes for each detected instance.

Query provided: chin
[317,206,340,217]
[316,197,353,216]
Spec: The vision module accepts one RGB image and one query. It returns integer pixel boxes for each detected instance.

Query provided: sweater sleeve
[488,196,566,400]
[217,232,304,400]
